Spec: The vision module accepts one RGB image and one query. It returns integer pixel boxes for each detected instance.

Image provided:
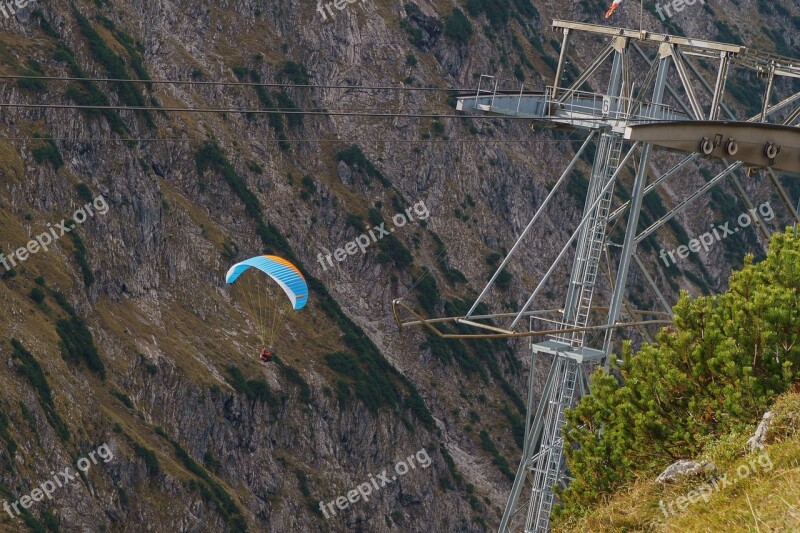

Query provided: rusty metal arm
[391,300,671,339]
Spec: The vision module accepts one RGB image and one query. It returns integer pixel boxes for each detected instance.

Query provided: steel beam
[609,153,700,222]
[761,63,776,123]
[556,42,615,106]
[749,91,800,123]
[603,144,653,360]
[725,169,771,242]
[552,19,744,54]
[499,352,557,532]
[671,48,705,120]
[553,28,571,99]
[466,131,597,318]
[511,143,639,328]
[767,168,800,222]
[635,161,743,244]
[601,52,670,360]
[709,52,731,120]
[625,121,800,173]
[633,253,674,317]
[631,41,694,118]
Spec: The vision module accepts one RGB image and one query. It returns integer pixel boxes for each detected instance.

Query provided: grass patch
[224,365,282,416]
[367,208,412,269]
[557,394,800,531]
[248,70,289,150]
[17,59,47,93]
[110,390,134,409]
[10,340,69,441]
[431,233,467,284]
[335,145,391,187]
[65,227,95,287]
[0,410,18,470]
[325,352,398,412]
[73,9,154,128]
[172,440,248,531]
[131,441,159,475]
[274,357,312,404]
[49,19,127,135]
[279,61,310,85]
[51,288,105,378]
[31,135,63,169]
[479,430,514,480]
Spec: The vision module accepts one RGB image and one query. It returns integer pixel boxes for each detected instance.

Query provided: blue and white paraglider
[226,255,308,363]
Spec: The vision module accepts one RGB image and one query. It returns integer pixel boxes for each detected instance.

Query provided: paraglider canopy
[225,255,308,354]
[225,255,308,310]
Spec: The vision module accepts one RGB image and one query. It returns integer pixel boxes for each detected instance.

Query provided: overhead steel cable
[0,102,525,117]
[0,74,475,92]
[0,136,586,143]
[0,102,684,123]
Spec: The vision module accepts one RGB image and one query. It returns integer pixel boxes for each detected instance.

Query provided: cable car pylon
[394,18,800,532]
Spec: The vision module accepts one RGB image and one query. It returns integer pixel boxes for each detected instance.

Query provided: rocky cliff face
[0,0,797,531]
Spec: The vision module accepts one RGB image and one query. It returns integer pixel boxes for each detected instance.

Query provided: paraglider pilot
[225,255,308,366]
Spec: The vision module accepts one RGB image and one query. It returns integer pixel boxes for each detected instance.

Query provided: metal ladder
[526,356,580,532]
[561,134,623,347]
[525,134,623,532]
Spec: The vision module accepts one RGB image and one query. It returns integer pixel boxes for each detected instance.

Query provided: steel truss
[394,19,800,533]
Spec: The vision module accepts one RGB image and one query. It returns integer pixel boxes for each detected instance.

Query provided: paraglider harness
[260,347,273,363]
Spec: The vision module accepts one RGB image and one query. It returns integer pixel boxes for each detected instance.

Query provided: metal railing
[472,76,681,124]
[545,86,678,123]
[474,75,529,115]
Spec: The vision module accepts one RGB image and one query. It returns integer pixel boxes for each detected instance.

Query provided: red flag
[604,0,622,18]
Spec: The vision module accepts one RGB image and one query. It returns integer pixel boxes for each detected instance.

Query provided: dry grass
[557,392,800,533]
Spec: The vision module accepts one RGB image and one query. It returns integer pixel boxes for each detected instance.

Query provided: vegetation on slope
[555,228,800,524]
[72,9,155,128]
[33,9,128,135]
[557,391,800,531]
[10,340,70,442]
[50,287,105,378]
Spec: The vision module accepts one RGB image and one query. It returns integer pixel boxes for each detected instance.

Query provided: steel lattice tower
[395,19,800,533]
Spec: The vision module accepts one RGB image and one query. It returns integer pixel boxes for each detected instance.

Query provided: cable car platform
[531,339,607,362]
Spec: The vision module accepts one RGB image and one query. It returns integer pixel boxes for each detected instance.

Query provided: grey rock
[337,160,353,186]
[656,459,716,483]
[747,411,776,452]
